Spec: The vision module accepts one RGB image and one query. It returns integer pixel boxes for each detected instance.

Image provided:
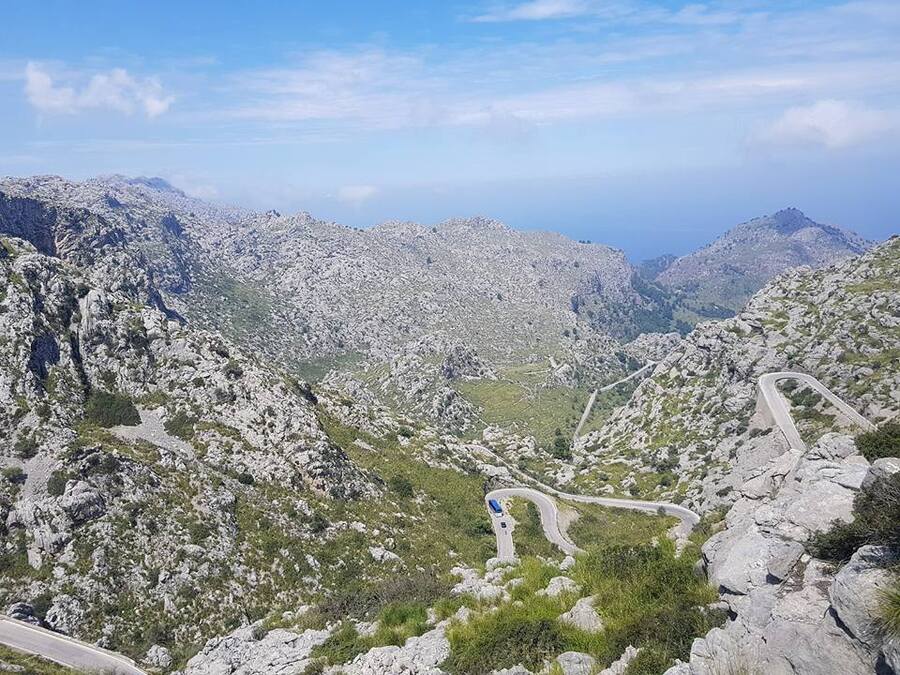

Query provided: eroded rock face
[668,438,899,675]
[829,546,898,648]
[555,651,597,675]
[335,623,451,675]
[180,622,330,675]
[538,576,580,598]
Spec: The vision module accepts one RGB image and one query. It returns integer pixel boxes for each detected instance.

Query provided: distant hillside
[653,208,871,313]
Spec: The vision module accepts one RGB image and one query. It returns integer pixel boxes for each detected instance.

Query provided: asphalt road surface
[758,371,874,451]
[486,487,579,560]
[0,617,145,674]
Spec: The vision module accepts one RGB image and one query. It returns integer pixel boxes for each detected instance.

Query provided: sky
[1,0,899,260]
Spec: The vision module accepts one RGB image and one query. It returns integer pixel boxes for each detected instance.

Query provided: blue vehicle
[488,498,503,515]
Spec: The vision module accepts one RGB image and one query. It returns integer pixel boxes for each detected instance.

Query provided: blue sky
[1,1,899,259]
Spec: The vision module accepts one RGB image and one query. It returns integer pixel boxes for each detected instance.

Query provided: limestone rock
[555,651,596,675]
[829,546,898,647]
[537,576,580,598]
[559,596,603,632]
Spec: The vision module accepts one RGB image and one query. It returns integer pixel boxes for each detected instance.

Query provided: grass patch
[0,645,78,674]
[444,541,720,674]
[444,601,568,674]
[308,601,432,670]
[456,377,586,446]
[879,576,900,638]
[566,502,673,551]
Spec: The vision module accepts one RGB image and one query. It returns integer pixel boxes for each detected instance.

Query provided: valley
[0,176,897,675]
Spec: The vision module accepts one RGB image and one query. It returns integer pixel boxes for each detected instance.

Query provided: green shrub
[189,522,212,543]
[47,470,68,496]
[84,390,140,427]
[223,360,244,379]
[237,472,255,485]
[388,475,414,499]
[444,614,565,674]
[856,423,900,462]
[380,601,428,628]
[552,436,572,460]
[164,410,198,440]
[14,436,38,459]
[623,646,676,675]
[311,623,368,665]
[809,472,900,561]
[2,467,26,485]
[30,593,52,621]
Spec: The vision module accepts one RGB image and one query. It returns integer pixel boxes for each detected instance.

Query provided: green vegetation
[0,645,79,674]
[855,422,900,462]
[2,466,26,485]
[809,472,900,562]
[84,390,140,427]
[507,500,557,558]
[456,375,586,446]
[387,475,414,498]
[879,577,900,638]
[303,596,435,671]
[318,414,496,569]
[566,502,673,551]
[443,541,721,674]
[13,435,38,459]
[164,410,198,440]
[47,469,69,496]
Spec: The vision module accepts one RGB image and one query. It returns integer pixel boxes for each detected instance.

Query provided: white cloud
[469,0,740,25]
[756,100,896,149]
[24,62,173,118]
[472,0,593,22]
[337,185,379,204]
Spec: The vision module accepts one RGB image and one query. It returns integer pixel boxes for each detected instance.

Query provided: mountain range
[0,174,896,675]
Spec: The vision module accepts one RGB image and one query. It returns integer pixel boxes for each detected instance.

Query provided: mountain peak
[768,207,813,234]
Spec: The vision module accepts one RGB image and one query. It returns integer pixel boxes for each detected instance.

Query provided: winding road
[0,617,145,674]
[1,371,874,665]
[758,371,874,452]
[487,370,873,560]
[573,361,657,440]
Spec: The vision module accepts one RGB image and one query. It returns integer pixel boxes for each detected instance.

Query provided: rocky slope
[574,235,900,509]
[654,207,871,313]
[0,228,390,662]
[1,174,896,675]
[672,434,898,675]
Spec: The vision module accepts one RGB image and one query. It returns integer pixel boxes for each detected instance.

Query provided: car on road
[488,498,503,515]
[500,521,507,529]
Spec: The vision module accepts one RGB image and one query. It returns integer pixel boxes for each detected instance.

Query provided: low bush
[388,475,414,499]
[164,410,198,440]
[314,569,449,624]
[84,390,140,427]
[222,360,244,380]
[2,467,26,485]
[856,422,900,462]
[808,472,900,561]
[445,612,565,674]
[14,436,38,459]
[46,470,68,496]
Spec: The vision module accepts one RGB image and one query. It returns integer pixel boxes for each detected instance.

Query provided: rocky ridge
[656,207,871,312]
